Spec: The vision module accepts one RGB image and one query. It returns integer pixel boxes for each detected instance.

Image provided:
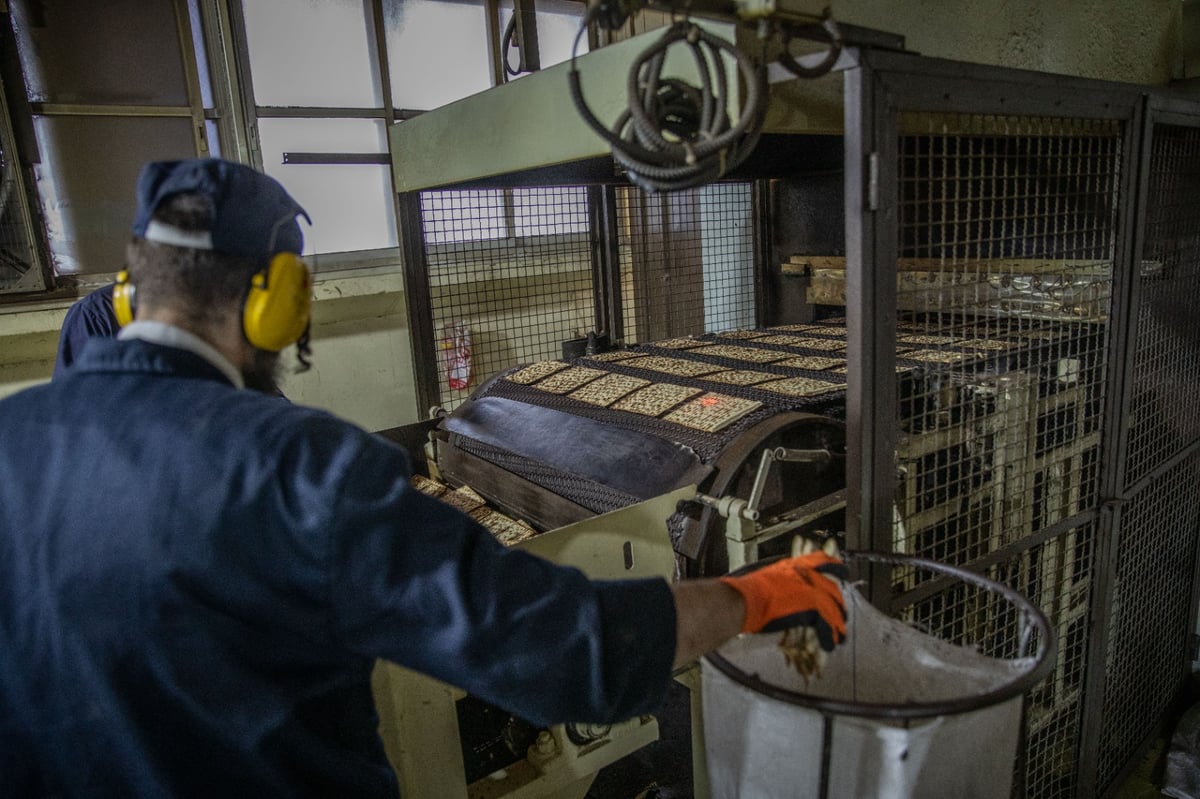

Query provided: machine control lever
[746,447,832,514]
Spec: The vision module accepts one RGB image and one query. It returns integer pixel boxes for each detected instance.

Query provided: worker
[0,157,848,797]
[52,282,119,379]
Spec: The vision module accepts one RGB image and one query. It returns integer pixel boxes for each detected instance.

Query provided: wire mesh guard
[702,552,1055,799]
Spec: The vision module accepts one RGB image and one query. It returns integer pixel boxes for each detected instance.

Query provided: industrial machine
[375,8,1200,799]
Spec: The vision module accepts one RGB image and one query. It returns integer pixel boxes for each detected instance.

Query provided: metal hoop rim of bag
[703,550,1058,721]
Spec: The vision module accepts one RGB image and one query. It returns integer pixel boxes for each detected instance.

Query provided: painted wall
[0,270,418,432]
[838,0,1181,84]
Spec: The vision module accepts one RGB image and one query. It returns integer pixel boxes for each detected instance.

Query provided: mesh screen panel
[891,114,1122,798]
[1125,124,1200,483]
[893,114,1118,563]
[0,123,41,293]
[1097,452,1200,791]
[616,183,756,343]
[420,187,594,411]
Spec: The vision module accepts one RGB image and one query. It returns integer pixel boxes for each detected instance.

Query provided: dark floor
[586,681,694,799]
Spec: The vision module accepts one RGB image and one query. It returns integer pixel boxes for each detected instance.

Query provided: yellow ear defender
[242,252,312,352]
[113,269,135,327]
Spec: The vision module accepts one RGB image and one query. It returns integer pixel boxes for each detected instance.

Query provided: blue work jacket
[52,284,119,380]
[0,338,675,797]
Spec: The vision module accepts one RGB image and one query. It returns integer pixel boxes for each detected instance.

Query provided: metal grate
[420,186,594,411]
[0,99,43,294]
[892,114,1119,562]
[1097,452,1200,791]
[890,114,1122,798]
[616,182,757,343]
[1125,124,1200,484]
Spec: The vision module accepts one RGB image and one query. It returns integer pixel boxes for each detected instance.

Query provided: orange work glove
[718,552,849,651]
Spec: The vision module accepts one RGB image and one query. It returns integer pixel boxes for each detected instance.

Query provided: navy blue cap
[131,158,310,259]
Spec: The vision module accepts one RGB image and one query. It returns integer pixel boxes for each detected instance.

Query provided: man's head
[118,158,312,392]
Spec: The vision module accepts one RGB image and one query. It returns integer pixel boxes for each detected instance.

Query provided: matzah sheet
[702,369,778,386]
[624,356,724,378]
[756,376,845,397]
[900,349,973,364]
[665,393,762,433]
[897,333,962,346]
[411,474,447,498]
[533,366,607,393]
[568,372,651,407]
[611,383,702,416]
[775,355,845,371]
[775,336,848,351]
[652,337,708,349]
[715,330,768,340]
[691,344,790,363]
[442,488,486,514]
[586,349,645,362]
[507,361,569,384]
[957,338,1018,351]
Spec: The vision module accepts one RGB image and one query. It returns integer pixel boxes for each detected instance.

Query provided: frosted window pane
[242,0,381,108]
[257,118,396,254]
[32,116,196,276]
[384,0,491,110]
[11,0,188,105]
[498,5,587,73]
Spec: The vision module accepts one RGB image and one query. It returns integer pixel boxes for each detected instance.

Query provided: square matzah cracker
[533,366,606,393]
[626,356,723,377]
[611,383,702,416]
[897,333,962,346]
[410,474,447,498]
[775,355,845,371]
[442,488,486,514]
[568,372,650,406]
[900,349,972,364]
[757,376,845,397]
[691,344,789,363]
[665,393,762,433]
[956,338,1017,351]
[652,337,708,349]
[777,336,848,351]
[715,330,767,340]
[703,369,778,386]
[586,349,645,362]
[507,361,569,384]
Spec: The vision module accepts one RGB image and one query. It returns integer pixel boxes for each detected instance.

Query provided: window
[0,0,588,292]
[235,0,588,264]
[7,0,210,280]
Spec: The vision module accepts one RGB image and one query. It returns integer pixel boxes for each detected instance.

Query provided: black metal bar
[842,48,898,613]
[599,185,624,344]
[281,152,391,165]
[586,184,610,337]
[751,178,772,329]
[818,712,833,799]
[511,0,541,73]
[226,1,264,168]
[368,0,395,129]
[396,191,441,417]
[1075,93,1150,799]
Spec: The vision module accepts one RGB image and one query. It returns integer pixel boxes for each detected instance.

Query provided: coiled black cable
[569,10,767,193]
